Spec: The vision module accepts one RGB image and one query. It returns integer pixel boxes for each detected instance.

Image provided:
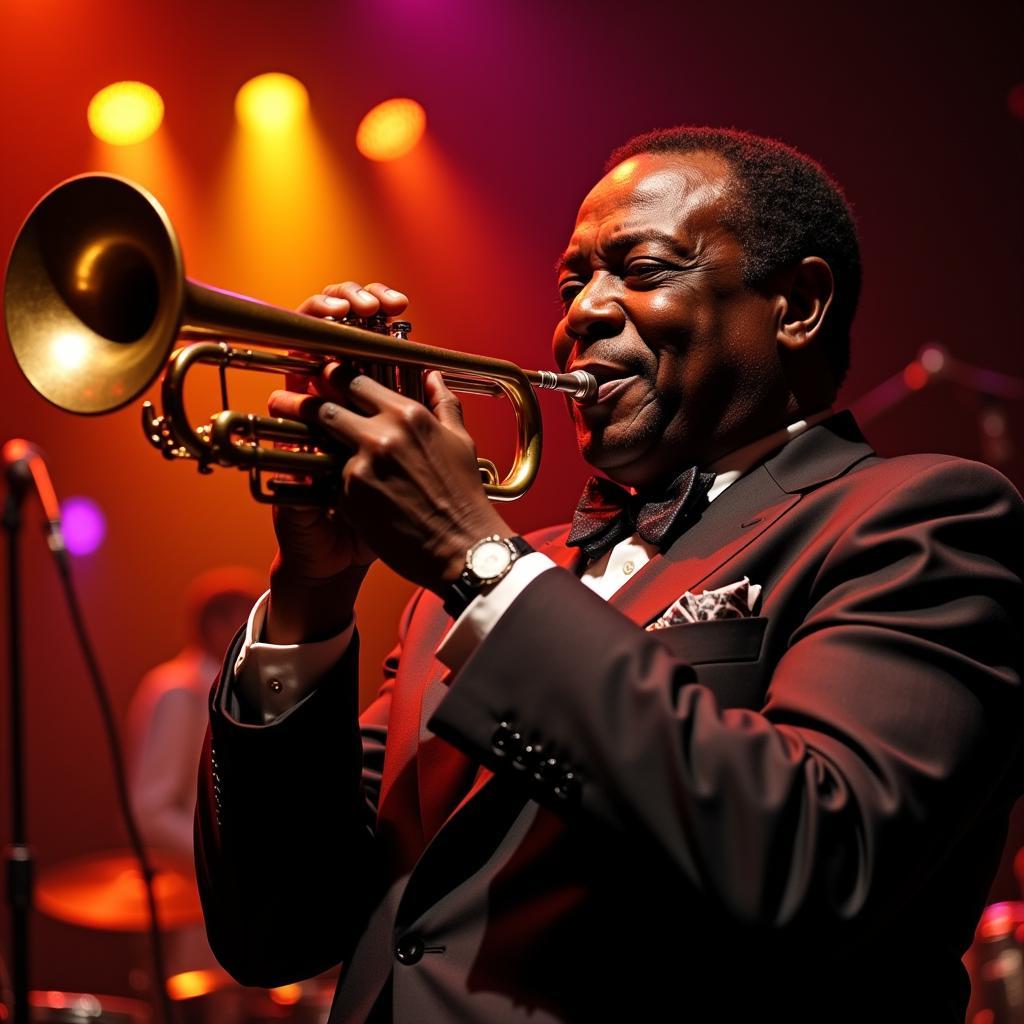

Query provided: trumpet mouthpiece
[529,369,598,404]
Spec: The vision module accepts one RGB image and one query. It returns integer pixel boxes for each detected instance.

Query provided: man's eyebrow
[554,229,684,275]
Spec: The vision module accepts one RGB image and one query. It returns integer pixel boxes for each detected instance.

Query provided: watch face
[470,539,512,581]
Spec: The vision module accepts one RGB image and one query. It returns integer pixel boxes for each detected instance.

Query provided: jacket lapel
[609,468,799,626]
[611,408,875,625]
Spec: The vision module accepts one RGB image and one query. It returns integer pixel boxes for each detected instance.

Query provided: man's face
[552,151,785,488]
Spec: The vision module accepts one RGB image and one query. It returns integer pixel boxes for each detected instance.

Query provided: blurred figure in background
[127,567,262,1018]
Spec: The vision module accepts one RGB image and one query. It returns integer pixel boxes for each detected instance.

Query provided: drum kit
[0,850,336,1023]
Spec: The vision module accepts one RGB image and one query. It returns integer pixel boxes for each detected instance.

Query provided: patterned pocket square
[646,576,762,630]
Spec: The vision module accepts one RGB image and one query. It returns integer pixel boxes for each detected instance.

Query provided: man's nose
[565,273,625,342]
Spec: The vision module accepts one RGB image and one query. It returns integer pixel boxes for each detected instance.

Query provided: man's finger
[268,389,325,423]
[425,370,468,435]
[343,374,411,416]
[322,282,381,317]
[296,293,351,318]
[360,282,409,317]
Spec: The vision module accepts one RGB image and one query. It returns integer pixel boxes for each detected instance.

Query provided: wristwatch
[442,534,535,618]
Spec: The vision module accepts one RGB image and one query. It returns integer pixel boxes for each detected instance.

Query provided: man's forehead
[566,151,733,252]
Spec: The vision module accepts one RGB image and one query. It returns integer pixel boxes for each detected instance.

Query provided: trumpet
[3,174,597,504]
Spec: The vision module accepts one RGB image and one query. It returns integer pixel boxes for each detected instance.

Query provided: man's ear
[775,257,835,351]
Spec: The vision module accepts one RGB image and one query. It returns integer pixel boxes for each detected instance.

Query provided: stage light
[61,496,106,557]
[356,98,426,161]
[268,985,302,1006]
[903,361,929,391]
[88,82,164,146]
[166,970,223,1001]
[235,73,309,131]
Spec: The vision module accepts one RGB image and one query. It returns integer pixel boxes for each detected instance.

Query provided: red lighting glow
[903,362,929,391]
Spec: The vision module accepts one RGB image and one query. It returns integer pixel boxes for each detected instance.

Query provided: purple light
[61,496,106,556]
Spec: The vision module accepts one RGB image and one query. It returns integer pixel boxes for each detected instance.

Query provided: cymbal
[36,849,202,931]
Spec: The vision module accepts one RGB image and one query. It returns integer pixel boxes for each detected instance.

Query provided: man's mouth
[568,362,640,405]
[596,374,640,403]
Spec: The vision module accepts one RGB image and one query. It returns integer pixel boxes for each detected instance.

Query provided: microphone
[2,439,67,560]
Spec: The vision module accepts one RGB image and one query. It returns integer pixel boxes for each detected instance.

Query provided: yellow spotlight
[236,73,309,131]
[88,82,164,146]
[356,98,426,161]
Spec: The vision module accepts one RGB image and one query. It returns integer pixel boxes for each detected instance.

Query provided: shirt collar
[705,406,836,503]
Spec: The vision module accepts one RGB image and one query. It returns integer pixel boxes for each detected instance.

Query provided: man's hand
[269,366,514,595]
[266,281,409,644]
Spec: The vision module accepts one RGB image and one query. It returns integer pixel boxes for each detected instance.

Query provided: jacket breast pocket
[649,615,768,665]
[650,616,771,710]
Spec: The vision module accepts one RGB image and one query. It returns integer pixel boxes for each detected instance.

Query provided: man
[194,127,1024,1022]
[128,568,261,1016]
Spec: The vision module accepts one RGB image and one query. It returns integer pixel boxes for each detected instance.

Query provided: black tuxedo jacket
[195,409,1024,1022]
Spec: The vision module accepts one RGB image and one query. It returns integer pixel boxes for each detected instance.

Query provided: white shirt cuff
[434,552,557,674]
[233,588,356,724]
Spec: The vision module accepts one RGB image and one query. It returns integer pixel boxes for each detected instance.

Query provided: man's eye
[559,282,583,305]
[625,260,666,277]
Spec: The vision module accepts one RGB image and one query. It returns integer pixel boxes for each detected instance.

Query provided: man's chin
[579,429,698,489]
[578,432,653,485]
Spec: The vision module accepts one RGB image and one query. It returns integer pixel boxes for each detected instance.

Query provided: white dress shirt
[232,408,836,723]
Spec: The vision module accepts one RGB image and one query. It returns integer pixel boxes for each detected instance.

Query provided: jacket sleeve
[194,588,423,987]
[426,458,1024,939]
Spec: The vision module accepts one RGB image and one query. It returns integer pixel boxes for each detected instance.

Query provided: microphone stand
[4,473,33,1024]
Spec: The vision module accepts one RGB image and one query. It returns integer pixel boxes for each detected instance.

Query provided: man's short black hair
[606,127,861,391]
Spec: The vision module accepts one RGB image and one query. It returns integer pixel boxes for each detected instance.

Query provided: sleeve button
[512,742,541,771]
[395,934,424,965]
[491,721,515,757]
[533,756,560,784]
[553,771,581,803]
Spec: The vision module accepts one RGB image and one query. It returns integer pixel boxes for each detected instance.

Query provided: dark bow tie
[566,466,716,562]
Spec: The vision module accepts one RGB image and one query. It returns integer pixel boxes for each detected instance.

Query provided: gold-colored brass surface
[3,174,597,502]
[5,174,184,415]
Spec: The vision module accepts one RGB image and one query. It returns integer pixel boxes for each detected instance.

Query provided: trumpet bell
[4,173,184,415]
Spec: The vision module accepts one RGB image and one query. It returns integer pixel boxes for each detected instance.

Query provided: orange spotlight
[88,81,164,145]
[166,969,225,1001]
[235,73,309,131]
[268,984,302,1006]
[356,98,426,161]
